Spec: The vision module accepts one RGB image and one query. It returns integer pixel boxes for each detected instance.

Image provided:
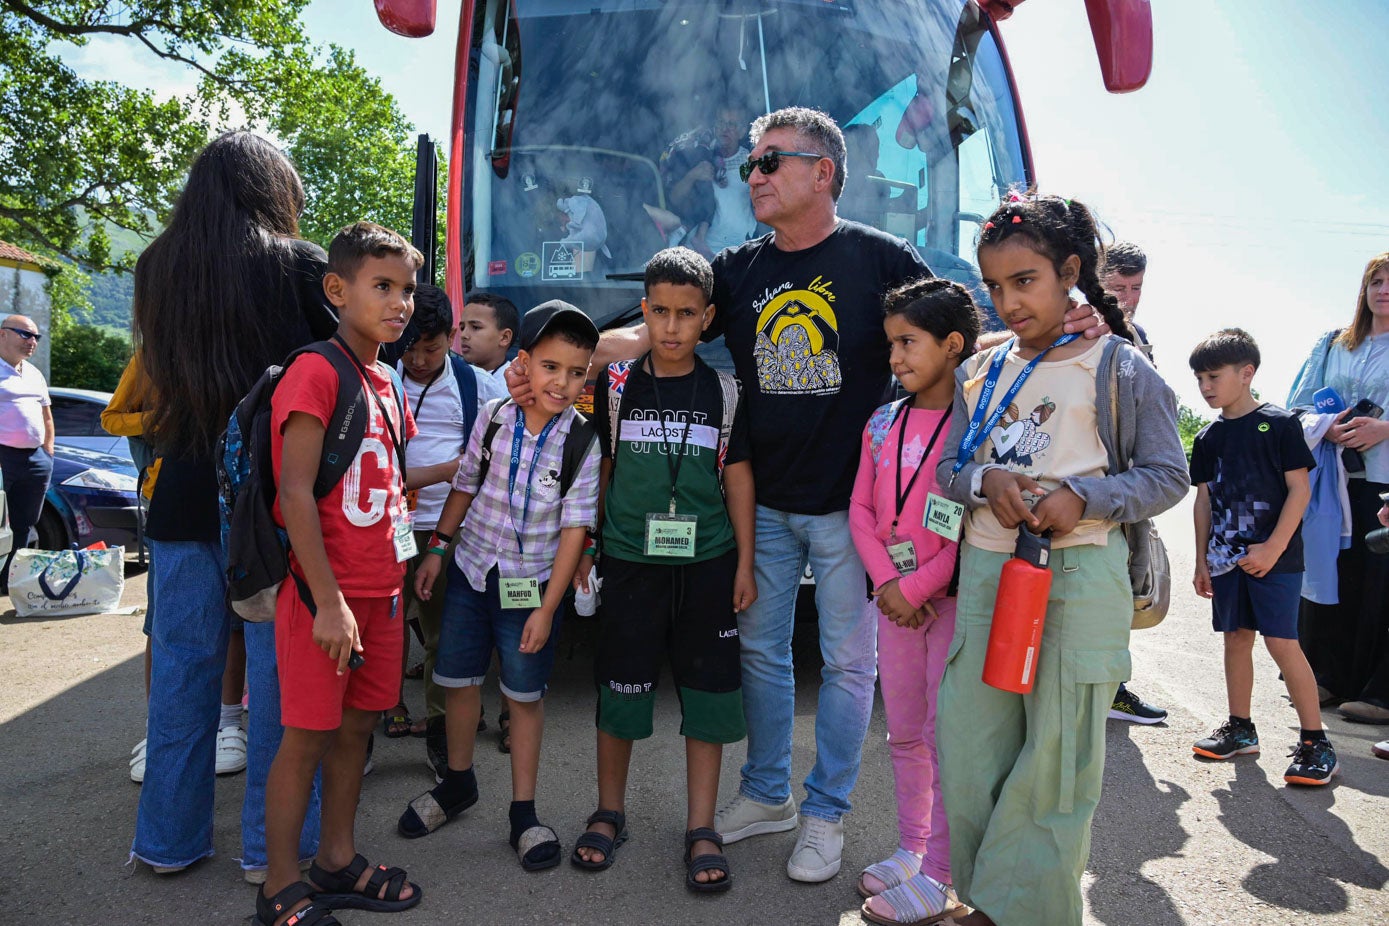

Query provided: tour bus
[374,0,1152,331]
[374,0,1151,602]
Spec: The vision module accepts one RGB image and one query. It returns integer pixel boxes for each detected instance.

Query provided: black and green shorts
[594,548,746,743]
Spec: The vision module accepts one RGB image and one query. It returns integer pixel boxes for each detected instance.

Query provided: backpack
[474,398,598,499]
[449,353,481,437]
[867,397,912,466]
[1105,348,1172,630]
[218,340,406,622]
[604,359,740,485]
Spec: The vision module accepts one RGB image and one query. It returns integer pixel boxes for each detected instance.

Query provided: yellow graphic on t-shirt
[752,276,842,395]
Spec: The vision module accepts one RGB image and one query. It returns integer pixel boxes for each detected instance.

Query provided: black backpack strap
[560,412,598,497]
[474,398,512,489]
[449,353,480,440]
[298,342,370,498]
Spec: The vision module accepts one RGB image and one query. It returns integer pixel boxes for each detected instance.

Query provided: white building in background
[0,240,52,380]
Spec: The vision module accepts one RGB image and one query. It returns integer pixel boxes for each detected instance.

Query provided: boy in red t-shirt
[256,222,424,926]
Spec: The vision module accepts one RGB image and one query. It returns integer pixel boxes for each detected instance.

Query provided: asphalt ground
[1,491,1387,925]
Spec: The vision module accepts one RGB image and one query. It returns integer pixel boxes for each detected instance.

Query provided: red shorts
[275,581,404,731]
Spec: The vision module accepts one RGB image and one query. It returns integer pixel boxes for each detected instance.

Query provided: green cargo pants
[938,533,1131,926]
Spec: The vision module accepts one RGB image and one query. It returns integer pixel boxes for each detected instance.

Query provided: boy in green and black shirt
[569,247,756,892]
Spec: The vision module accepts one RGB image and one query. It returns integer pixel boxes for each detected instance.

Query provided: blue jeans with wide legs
[737,506,877,822]
[132,540,319,869]
[241,619,320,874]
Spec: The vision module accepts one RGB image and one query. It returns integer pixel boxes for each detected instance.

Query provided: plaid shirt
[452,399,599,590]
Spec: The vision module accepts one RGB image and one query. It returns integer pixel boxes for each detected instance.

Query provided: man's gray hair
[750,107,847,200]
[1104,241,1147,276]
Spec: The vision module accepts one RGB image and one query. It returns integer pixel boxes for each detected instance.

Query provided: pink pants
[875,595,955,883]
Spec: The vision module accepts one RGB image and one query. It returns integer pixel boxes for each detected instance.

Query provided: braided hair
[883,276,983,358]
[977,192,1134,344]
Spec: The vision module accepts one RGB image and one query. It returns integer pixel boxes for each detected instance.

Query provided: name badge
[393,513,418,562]
[645,513,697,558]
[887,540,917,575]
[925,493,965,542]
[500,577,542,609]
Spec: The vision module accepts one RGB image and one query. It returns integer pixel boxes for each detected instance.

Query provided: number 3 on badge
[925,493,965,541]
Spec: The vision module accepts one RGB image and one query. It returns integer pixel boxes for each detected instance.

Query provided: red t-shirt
[271,348,418,597]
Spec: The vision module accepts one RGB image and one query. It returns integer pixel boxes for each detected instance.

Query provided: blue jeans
[241,620,320,873]
[132,540,319,869]
[433,562,560,702]
[737,506,876,821]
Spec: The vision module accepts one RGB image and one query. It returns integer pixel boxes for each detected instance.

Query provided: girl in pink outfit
[849,278,981,926]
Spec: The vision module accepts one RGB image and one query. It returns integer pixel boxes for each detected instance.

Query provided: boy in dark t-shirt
[1189,328,1338,787]
[570,248,757,892]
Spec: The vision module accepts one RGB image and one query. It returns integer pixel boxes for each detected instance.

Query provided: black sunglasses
[2,327,41,342]
[738,150,825,183]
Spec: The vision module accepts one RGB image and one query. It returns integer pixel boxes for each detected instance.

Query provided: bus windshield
[464,0,1027,325]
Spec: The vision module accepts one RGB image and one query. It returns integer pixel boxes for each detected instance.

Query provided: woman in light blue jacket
[1287,252,1389,723]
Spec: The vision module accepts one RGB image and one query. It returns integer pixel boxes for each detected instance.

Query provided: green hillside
[74,210,152,333]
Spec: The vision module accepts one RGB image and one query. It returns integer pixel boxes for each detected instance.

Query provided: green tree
[46,261,131,391]
[1177,402,1210,461]
[0,1,423,272]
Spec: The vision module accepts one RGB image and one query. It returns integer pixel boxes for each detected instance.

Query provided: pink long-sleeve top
[849,402,958,609]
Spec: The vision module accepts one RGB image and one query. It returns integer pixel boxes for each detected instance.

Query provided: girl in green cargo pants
[937,536,1132,926]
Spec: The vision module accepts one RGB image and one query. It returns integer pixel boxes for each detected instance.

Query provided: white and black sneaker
[1108,685,1168,724]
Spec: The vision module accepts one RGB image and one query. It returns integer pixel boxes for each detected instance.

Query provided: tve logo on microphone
[1313,387,1347,415]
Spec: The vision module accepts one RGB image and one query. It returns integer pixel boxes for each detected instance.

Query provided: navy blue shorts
[432,560,560,702]
[1210,569,1302,639]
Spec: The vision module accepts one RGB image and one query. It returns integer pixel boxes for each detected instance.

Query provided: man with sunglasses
[0,314,54,589]
[509,107,1106,884]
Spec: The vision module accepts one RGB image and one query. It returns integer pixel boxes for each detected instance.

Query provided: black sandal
[397,783,478,839]
[570,809,629,871]
[308,853,422,912]
[684,827,731,893]
[497,707,511,753]
[256,881,339,926]
[512,822,562,872]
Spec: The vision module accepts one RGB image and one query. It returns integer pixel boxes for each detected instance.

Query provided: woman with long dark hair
[131,131,330,877]
[1289,252,1389,724]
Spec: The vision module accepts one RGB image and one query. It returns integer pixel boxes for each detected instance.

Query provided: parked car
[35,446,142,551]
[48,387,131,460]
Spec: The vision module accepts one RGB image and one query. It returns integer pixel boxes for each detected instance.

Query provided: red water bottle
[983,525,1053,694]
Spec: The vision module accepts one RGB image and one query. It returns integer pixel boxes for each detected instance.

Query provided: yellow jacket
[102,354,160,498]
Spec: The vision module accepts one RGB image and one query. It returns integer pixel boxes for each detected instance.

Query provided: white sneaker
[130,737,147,784]
[786,815,843,882]
[714,793,797,844]
[243,857,314,885]
[215,724,247,775]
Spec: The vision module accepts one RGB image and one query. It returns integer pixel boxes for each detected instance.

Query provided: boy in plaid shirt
[397,300,601,872]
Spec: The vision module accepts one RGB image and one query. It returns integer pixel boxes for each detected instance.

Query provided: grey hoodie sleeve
[1062,344,1190,524]
[935,361,990,508]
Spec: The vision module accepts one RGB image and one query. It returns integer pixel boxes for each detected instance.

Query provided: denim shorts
[433,561,560,702]
[1210,568,1301,639]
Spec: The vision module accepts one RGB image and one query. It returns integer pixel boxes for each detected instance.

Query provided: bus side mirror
[1083,0,1153,93]
[374,0,437,38]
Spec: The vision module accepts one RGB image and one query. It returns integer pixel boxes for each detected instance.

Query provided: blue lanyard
[507,406,560,556]
[952,334,1078,476]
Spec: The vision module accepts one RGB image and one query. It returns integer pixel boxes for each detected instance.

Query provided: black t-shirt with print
[1189,403,1316,574]
[707,220,930,514]
[593,356,751,564]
